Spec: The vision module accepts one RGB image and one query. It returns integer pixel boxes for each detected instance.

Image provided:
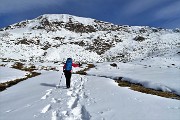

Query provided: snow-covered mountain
[0,14,180,63]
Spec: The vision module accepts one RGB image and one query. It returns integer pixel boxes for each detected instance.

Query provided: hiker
[63,58,79,88]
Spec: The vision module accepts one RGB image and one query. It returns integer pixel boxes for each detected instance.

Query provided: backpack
[65,58,72,71]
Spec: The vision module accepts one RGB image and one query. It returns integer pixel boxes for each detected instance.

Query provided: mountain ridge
[0,14,179,63]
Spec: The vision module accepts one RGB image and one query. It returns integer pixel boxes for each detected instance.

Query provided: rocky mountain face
[0,14,179,63]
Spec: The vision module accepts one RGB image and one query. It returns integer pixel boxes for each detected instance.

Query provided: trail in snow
[37,74,180,120]
[41,89,53,100]
[1,72,91,120]
[37,74,91,120]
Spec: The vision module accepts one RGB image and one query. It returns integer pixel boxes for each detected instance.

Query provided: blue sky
[0,0,180,29]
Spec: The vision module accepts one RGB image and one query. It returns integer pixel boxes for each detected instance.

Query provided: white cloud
[154,1,180,20]
[122,0,163,16]
[121,0,175,18]
[162,18,180,28]
[0,0,67,14]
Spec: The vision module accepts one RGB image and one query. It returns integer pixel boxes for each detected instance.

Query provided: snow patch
[41,104,51,113]
[0,67,29,83]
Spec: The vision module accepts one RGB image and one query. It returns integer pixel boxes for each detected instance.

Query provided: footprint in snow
[51,98,61,103]
[52,111,58,120]
[80,92,88,99]
[67,96,79,109]
[61,111,69,116]
[41,104,51,113]
[41,89,52,100]
[24,104,31,108]
[6,109,13,113]
[67,90,73,96]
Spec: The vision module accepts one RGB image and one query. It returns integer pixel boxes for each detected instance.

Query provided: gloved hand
[79,62,82,67]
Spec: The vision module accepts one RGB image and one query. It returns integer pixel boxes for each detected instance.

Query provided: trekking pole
[56,72,63,88]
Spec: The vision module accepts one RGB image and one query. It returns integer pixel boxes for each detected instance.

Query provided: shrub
[133,36,145,42]
[75,64,95,75]
[110,63,117,67]
[12,62,24,70]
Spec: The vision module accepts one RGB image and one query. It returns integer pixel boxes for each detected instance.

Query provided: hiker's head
[67,58,72,61]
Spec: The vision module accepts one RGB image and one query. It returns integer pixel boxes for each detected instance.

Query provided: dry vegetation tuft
[0,62,41,92]
[76,64,180,100]
[75,64,95,75]
[115,78,180,100]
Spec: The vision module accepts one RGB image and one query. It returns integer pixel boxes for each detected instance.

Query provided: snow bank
[0,67,29,83]
[87,62,180,95]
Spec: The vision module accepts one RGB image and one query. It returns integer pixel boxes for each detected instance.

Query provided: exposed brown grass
[0,63,41,92]
[23,65,37,72]
[75,64,180,100]
[75,64,95,75]
[0,64,6,67]
[115,78,180,100]
[0,72,41,92]
[0,84,7,91]
[11,62,24,70]
[12,62,37,72]
[5,62,177,100]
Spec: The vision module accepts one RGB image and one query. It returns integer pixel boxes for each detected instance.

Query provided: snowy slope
[0,66,29,83]
[0,14,179,63]
[0,67,180,120]
[87,62,180,95]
